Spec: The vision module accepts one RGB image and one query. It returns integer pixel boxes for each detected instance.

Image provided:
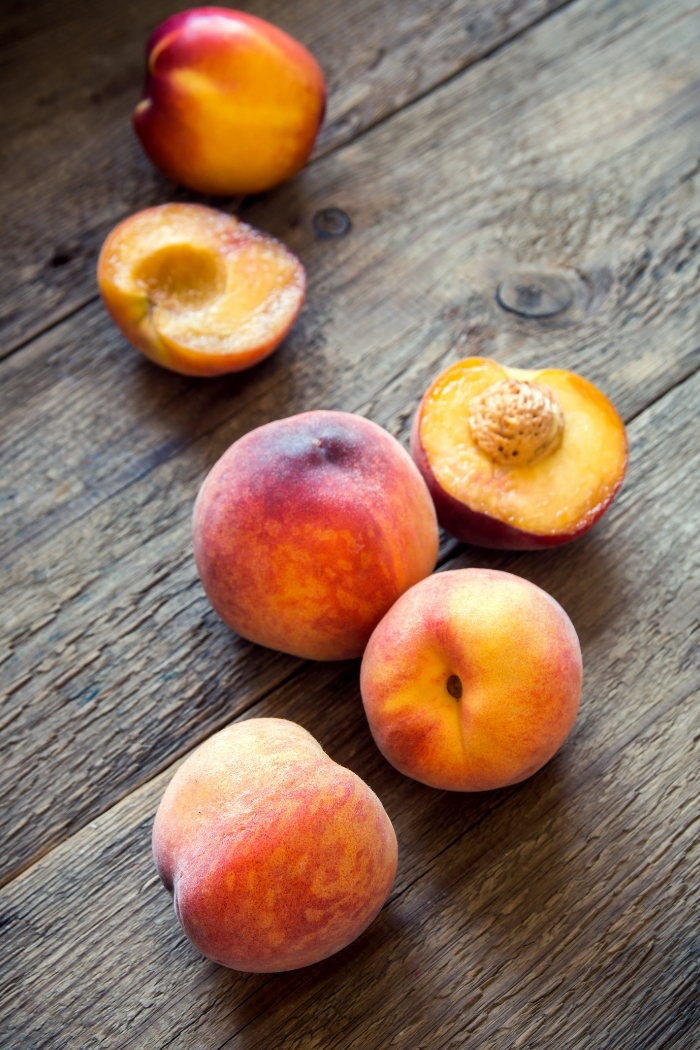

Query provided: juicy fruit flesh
[420,358,628,537]
[155,239,302,354]
[133,243,226,309]
[98,203,305,368]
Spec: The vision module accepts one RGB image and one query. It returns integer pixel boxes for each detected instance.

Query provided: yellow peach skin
[192,411,439,660]
[97,203,305,376]
[152,718,398,972]
[360,569,582,791]
[133,7,326,195]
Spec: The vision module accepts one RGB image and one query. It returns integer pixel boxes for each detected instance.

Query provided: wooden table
[2,0,700,1045]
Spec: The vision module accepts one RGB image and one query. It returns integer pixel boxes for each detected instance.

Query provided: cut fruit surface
[97,203,305,376]
[411,357,628,549]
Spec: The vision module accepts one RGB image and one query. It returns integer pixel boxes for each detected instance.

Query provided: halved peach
[97,203,305,376]
[411,357,628,549]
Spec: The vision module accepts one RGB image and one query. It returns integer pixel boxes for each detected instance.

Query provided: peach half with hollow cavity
[360,568,583,792]
[152,718,398,972]
[411,357,628,549]
[97,203,305,376]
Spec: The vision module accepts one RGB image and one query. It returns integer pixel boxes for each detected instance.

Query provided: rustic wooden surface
[3,371,700,1048]
[2,0,700,1045]
[4,0,700,884]
[0,0,569,356]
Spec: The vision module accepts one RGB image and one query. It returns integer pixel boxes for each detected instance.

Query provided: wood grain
[2,0,700,885]
[4,0,700,558]
[0,0,571,356]
[1,365,699,1049]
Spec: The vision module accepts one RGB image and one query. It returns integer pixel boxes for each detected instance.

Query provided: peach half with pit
[153,718,398,972]
[360,568,583,792]
[97,203,305,376]
[411,357,628,549]
[192,410,439,661]
[133,7,326,196]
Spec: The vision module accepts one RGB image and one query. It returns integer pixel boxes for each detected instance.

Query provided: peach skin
[192,411,439,660]
[133,7,326,195]
[361,568,582,791]
[411,357,628,549]
[97,203,305,376]
[152,718,398,972]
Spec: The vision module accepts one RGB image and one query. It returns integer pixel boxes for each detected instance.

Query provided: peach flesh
[97,203,305,377]
[134,7,326,195]
[411,357,628,549]
[153,718,398,972]
[192,411,439,661]
[360,568,583,792]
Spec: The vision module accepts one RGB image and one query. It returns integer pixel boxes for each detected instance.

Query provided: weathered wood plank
[4,0,700,559]
[0,0,571,356]
[1,366,699,1048]
[2,0,700,886]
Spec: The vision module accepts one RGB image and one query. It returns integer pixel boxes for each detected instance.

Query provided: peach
[97,203,305,376]
[193,411,439,661]
[133,7,326,196]
[153,718,398,972]
[411,357,628,549]
[360,568,582,791]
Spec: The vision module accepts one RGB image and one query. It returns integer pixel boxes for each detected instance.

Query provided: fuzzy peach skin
[193,411,439,660]
[361,568,582,791]
[97,203,305,376]
[134,7,326,195]
[411,357,628,550]
[152,718,398,972]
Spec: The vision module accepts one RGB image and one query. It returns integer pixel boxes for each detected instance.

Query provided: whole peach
[192,411,439,660]
[133,7,326,195]
[361,569,582,791]
[152,718,398,971]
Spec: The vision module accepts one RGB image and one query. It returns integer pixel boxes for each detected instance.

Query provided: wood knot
[312,208,352,239]
[497,271,574,318]
[468,378,564,467]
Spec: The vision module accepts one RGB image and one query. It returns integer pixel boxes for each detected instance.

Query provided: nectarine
[97,203,305,376]
[361,568,582,791]
[153,718,398,972]
[193,411,439,660]
[411,357,628,549]
[133,7,326,195]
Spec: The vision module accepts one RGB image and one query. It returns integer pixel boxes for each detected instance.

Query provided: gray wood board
[4,0,700,559]
[2,365,699,1049]
[0,0,570,355]
[2,0,700,885]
